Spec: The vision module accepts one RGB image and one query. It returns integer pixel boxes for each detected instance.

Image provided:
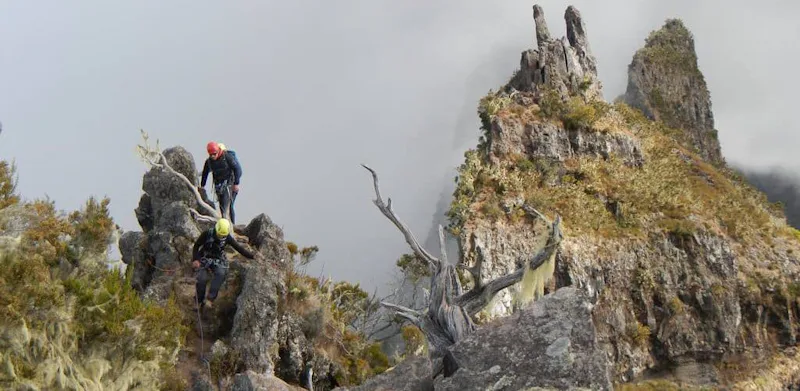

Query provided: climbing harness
[199,257,229,271]
[213,179,233,220]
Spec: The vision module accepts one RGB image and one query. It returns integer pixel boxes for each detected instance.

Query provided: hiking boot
[204,299,214,309]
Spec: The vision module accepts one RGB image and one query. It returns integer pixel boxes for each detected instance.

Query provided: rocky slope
[441,4,800,389]
[119,145,392,390]
[621,19,724,167]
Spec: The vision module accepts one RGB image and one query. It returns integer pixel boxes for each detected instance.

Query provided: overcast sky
[1,1,798,295]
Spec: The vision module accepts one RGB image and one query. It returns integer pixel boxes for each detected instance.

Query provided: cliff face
[622,19,724,166]
[447,5,800,389]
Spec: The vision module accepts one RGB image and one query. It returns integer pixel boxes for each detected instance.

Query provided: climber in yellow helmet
[191,218,255,310]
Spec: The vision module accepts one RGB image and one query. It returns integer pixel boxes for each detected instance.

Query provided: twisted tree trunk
[362,164,563,361]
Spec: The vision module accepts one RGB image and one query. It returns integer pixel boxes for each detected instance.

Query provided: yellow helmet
[215,218,231,237]
[218,143,227,151]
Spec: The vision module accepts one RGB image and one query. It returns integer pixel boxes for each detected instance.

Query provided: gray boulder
[141,146,198,225]
[229,263,284,375]
[434,287,612,390]
[118,230,152,292]
[244,213,292,264]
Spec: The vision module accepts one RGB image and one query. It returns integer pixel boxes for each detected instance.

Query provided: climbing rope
[193,274,212,378]
[145,258,182,275]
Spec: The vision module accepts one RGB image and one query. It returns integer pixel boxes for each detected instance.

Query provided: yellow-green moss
[627,322,651,347]
[0,159,189,390]
[401,325,428,357]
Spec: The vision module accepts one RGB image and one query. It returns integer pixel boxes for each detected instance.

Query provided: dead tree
[136,129,220,224]
[362,164,562,360]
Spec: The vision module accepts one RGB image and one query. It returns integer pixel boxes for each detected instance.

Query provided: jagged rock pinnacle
[565,5,591,55]
[508,5,602,101]
[533,5,551,46]
[622,18,724,166]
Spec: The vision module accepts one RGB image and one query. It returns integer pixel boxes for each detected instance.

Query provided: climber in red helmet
[200,141,243,224]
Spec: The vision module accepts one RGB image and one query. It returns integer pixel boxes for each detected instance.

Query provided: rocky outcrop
[334,287,611,390]
[508,5,602,101]
[448,4,800,389]
[229,262,284,375]
[622,19,723,166]
[558,233,745,383]
[486,115,644,167]
[436,287,612,390]
[122,145,348,390]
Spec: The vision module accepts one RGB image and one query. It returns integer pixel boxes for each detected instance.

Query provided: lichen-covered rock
[557,232,750,383]
[622,19,723,166]
[155,201,201,239]
[459,217,550,319]
[164,146,198,185]
[434,287,612,390]
[244,213,292,265]
[487,117,644,167]
[229,262,284,375]
[508,5,602,101]
[275,314,307,383]
[118,230,153,292]
[134,193,154,232]
[141,146,198,224]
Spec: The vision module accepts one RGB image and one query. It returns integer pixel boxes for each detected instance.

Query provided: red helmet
[207,141,221,157]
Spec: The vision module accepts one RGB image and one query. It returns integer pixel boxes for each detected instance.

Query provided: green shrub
[0,160,19,209]
[68,196,116,257]
[0,168,188,389]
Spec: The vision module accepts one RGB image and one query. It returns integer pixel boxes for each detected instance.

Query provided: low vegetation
[639,18,701,76]
[277,241,391,387]
[448,89,793,252]
[0,160,188,390]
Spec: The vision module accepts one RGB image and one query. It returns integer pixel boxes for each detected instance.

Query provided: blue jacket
[201,150,242,187]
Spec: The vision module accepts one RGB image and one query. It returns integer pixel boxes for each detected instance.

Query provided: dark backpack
[226,149,242,177]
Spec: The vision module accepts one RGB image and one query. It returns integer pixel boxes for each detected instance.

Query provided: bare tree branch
[136,129,221,219]
[364,164,565,359]
[438,224,449,266]
[189,208,218,224]
[455,214,561,316]
[381,301,422,324]
[361,164,439,269]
